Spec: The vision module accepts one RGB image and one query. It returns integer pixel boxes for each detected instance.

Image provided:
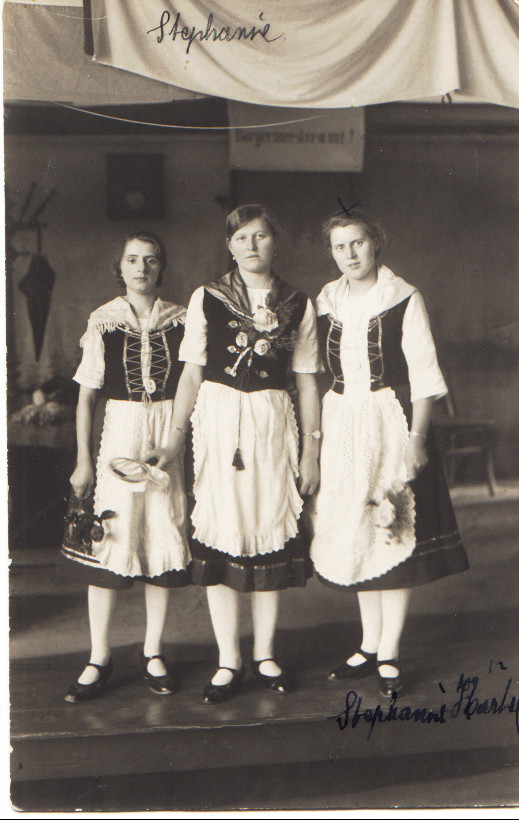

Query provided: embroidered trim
[209,294,302,388]
[160,328,172,390]
[123,328,132,399]
[415,531,463,552]
[122,324,173,401]
[192,555,308,570]
[88,320,120,337]
[368,312,385,385]
[326,317,344,394]
[83,312,185,345]
[61,545,101,564]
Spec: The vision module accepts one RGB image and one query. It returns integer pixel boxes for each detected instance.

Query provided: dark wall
[232,118,519,478]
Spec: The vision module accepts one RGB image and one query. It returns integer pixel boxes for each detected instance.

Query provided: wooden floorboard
[11,627,519,782]
[10,500,519,786]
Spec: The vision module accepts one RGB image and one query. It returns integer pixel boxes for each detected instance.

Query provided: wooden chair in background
[433,380,498,496]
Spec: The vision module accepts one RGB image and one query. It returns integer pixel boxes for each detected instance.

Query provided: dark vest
[203,289,308,393]
[318,295,412,399]
[102,323,184,402]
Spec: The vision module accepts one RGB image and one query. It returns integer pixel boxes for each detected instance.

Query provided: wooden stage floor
[9,493,519,810]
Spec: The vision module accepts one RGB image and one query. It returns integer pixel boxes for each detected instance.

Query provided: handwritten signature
[328,664,519,741]
[147,10,284,56]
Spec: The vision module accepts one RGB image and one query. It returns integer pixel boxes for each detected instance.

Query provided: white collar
[316,265,416,320]
[87,296,186,334]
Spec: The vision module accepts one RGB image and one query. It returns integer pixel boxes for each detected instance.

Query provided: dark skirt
[189,517,312,593]
[316,425,469,592]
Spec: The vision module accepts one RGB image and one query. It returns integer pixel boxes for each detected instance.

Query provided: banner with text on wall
[228,104,365,172]
[88,0,519,109]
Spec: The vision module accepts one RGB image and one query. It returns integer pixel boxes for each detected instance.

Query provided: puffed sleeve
[401,291,448,402]
[292,298,324,374]
[73,323,105,390]
[177,286,208,366]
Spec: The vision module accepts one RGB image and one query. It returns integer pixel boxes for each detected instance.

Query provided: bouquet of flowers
[368,481,410,543]
[64,501,115,555]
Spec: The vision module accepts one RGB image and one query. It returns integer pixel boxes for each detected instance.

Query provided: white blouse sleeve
[292,298,324,374]
[401,291,448,402]
[73,323,105,390]
[178,286,208,366]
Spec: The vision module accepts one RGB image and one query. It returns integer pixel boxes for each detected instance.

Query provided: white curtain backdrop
[89,0,519,109]
[3,3,200,104]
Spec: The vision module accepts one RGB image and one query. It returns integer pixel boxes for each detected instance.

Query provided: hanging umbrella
[19,254,56,362]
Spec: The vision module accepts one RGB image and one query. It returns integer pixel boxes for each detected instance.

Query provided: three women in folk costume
[62,206,468,704]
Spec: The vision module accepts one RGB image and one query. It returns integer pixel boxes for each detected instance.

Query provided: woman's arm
[405,396,434,481]
[146,363,204,469]
[70,385,98,499]
[295,372,320,495]
[400,291,447,482]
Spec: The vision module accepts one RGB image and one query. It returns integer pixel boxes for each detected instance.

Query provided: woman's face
[119,238,162,296]
[227,217,276,276]
[329,223,377,283]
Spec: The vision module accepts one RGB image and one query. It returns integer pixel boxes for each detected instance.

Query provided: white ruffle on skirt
[191,381,303,557]
[310,387,416,586]
[93,399,190,577]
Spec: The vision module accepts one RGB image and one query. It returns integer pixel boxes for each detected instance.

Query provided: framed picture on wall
[106,152,164,219]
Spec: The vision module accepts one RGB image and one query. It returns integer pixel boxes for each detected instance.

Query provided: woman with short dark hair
[61,230,191,702]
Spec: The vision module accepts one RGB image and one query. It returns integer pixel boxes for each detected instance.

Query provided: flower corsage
[225,304,297,381]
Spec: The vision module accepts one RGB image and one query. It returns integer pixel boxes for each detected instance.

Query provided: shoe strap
[377,659,400,675]
[86,659,111,671]
[355,649,377,661]
[217,666,241,673]
[145,654,165,662]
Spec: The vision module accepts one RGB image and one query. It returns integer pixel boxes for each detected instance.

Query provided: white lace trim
[81,297,186,346]
[190,514,303,557]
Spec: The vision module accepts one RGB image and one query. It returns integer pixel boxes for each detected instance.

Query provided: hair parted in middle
[225,204,281,242]
[322,207,386,258]
[113,230,167,289]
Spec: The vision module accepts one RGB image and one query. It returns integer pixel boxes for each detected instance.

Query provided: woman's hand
[298,449,320,496]
[146,363,202,471]
[70,460,95,500]
[144,441,183,470]
[405,435,428,482]
[295,372,320,495]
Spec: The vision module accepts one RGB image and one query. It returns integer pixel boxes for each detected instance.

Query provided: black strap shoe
[202,666,245,704]
[328,649,377,681]
[142,653,178,695]
[64,658,113,704]
[252,659,294,694]
[377,659,401,698]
